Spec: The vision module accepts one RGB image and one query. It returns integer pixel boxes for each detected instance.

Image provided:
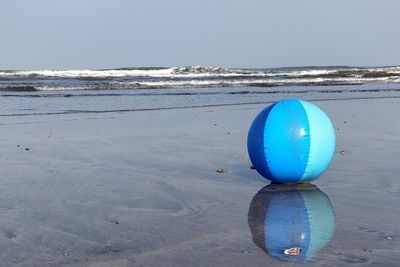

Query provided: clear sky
[1,0,399,70]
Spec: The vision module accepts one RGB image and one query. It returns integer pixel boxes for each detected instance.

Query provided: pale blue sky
[1,0,399,70]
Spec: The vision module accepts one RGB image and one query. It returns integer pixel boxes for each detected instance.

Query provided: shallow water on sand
[0,87,399,266]
[1,83,400,117]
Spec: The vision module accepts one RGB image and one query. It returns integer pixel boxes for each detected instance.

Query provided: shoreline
[0,97,399,266]
[1,94,400,118]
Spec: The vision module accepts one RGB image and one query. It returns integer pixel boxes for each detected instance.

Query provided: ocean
[1,66,400,266]
[1,66,400,116]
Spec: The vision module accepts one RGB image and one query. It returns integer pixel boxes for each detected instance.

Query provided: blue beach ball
[247,99,335,183]
[248,183,335,263]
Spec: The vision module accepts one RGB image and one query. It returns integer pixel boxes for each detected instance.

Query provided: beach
[0,96,399,266]
[2,0,400,264]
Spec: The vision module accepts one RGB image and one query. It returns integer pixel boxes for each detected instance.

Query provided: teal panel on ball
[299,101,336,181]
[300,188,335,258]
[264,99,311,182]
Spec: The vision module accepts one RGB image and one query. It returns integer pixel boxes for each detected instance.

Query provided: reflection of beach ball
[248,183,335,263]
[247,99,335,183]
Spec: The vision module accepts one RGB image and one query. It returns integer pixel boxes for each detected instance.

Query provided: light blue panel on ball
[264,100,310,182]
[301,189,335,259]
[299,101,336,181]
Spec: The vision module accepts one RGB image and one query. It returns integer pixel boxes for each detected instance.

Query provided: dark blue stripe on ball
[247,104,276,179]
[263,99,311,182]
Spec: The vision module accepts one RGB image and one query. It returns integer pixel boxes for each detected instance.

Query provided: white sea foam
[0,68,175,78]
[0,66,399,79]
[121,76,397,88]
[1,66,399,91]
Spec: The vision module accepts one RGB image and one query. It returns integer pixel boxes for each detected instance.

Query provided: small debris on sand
[216,168,226,173]
[25,148,30,151]
[101,246,113,254]
[340,150,346,155]
[250,166,256,170]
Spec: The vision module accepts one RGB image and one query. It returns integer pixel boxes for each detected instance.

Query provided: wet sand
[0,98,399,266]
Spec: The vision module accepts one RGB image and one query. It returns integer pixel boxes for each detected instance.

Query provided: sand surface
[0,98,399,266]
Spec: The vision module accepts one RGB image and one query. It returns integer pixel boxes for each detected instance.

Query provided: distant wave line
[1,65,400,92]
[1,65,399,79]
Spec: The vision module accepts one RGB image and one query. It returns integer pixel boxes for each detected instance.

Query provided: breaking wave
[1,66,400,91]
